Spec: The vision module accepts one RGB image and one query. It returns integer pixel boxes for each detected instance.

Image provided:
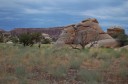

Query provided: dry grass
[0,43,128,84]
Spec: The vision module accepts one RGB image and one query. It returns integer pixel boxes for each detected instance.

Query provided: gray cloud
[0,0,127,31]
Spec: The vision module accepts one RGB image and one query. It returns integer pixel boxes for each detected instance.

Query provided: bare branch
[72,27,99,49]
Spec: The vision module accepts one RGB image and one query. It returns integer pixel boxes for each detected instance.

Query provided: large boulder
[75,18,113,40]
[56,18,120,48]
[86,39,120,48]
[42,33,52,40]
[41,33,52,44]
[56,24,76,44]
[107,27,125,37]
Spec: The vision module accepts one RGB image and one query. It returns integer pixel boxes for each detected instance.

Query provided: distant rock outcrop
[10,27,64,41]
[42,33,52,41]
[0,29,11,43]
[107,27,125,37]
[0,29,5,33]
[56,18,120,48]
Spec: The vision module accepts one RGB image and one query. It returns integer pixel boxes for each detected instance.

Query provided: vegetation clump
[0,44,128,84]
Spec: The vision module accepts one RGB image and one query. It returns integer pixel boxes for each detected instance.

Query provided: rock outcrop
[10,27,63,41]
[76,18,113,40]
[86,39,119,48]
[42,33,52,40]
[56,18,120,48]
[107,27,125,37]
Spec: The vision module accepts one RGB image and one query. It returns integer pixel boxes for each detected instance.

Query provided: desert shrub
[18,78,28,84]
[112,52,121,58]
[103,48,121,58]
[0,75,19,84]
[19,33,33,46]
[31,33,42,42]
[97,52,110,60]
[120,48,128,57]
[37,80,49,84]
[94,48,121,60]
[88,49,98,59]
[118,60,128,78]
[15,66,27,78]
[100,59,112,70]
[41,38,51,44]
[77,68,101,83]
[52,37,58,42]
[119,67,128,78]
[114,33,128,46]
[70,57,83,69]
[48,65,67,79]
[11,37,19,46]
[0,33,4,43]
[1,43,128,83]
[19,32,42,46]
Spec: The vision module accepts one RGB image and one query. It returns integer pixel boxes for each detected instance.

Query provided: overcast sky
[0,0,128,32]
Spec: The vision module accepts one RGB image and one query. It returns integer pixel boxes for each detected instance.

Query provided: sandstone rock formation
[86,39,119,48]
[42,33,51,39]
[56,18,120,48]
[107,27,125,37]
[75,18,113,40]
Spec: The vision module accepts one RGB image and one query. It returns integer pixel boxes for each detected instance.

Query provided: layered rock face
[10,27,63,41]
[75,18,113,40]
[56,18,119,48]
[107,27,125,37]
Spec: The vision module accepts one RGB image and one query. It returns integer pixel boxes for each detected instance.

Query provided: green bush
[19,33,32,46]
[0,33,4,43]
[15,66,27,78]
[41,38,51,44]
[48,65,67,79]
[114,33,128,46]
[70,58,83,69]
[11,37,19,45]
[19,32,42,46]
[0,37,3,43]
[77,68,101,83]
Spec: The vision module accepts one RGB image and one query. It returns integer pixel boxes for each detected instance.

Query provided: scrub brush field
[0,44,128,84]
